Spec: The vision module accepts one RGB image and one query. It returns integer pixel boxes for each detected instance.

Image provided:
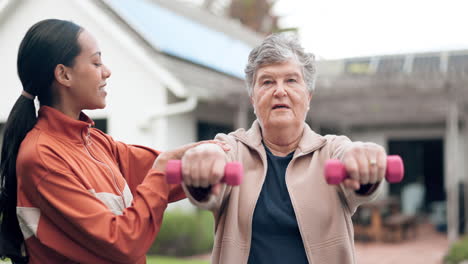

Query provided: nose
[102,64,112,79]
[273,82,287,97]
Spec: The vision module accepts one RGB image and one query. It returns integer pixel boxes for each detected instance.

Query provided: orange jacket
[16,106,185,264]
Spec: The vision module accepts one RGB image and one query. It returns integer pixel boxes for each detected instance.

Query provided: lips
[272,104,290,109]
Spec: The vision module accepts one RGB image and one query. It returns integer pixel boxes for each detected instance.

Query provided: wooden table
[353,196,400,242]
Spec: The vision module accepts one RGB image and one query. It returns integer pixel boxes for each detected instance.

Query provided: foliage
[444,236,468,264]
[149,209,214,257]
[146,255,208,264]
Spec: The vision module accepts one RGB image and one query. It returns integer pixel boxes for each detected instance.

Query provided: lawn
[0,256,209,264]
[147,255,209,264]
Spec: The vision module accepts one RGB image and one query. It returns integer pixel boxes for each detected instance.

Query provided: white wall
[0,0,168,148]
[166,112,197,151]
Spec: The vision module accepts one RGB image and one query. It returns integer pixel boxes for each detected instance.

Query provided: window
[197,121,233,141]
[412,56,440,74]
[448,54,468,75]
[377,57,405,74]
[93,119,108,133]
[344,59,372,75]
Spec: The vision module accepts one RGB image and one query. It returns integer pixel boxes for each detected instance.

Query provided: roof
[317,49,468,77]
[102,0,260,79]
[312,49,468,128]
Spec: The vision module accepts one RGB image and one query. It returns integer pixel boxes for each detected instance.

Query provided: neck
[52,101,81,120]
[51,84,81,120]
[262,124,304,157]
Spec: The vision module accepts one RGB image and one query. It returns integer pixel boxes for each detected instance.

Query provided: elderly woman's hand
[341,142,387,190]
[181,143,229,192]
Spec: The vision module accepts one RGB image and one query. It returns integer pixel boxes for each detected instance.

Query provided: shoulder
[323,134,352,145]
[17,129,72,184]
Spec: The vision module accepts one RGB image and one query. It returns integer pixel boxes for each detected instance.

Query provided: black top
[247,146,308,264]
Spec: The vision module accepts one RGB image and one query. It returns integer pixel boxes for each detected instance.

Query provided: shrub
[149,209,214,257]
[444,236,468,264]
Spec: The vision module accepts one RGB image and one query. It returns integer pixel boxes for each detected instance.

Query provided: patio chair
[383,183,425,242]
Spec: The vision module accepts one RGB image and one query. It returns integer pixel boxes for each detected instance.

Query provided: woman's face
[66,30,111,111]
[251,59,311,131]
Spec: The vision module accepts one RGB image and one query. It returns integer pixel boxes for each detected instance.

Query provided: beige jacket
[184,120,383,264]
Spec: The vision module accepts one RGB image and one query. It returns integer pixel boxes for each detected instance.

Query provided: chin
[87,102,106,110]
[97,99,107,108]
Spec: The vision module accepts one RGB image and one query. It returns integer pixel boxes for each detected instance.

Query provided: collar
[36,106,95,144]
[232,120,327,155]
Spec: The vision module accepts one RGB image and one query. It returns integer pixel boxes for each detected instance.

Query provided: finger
[343,156,360,182]
[212,183,222,196]
[191,154,208,187]
[211,158,226,185]
[343,178,360,190]
[198,162,211,188]
[181,154,193,186]
[367,152,378,184]
[198,157,215,188]
[355,152,370,185]
[212,140,231,151]
[376,149,387,183]
[199,140,231,151]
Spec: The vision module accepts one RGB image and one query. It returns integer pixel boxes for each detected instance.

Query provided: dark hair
[0,19,82,263]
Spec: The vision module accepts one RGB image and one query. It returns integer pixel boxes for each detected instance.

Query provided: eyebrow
[285,72,301,79]
[257,71,301,82]
[257,73,275,82]
[90,51,101,58]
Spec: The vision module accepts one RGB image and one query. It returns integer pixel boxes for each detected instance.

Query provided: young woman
[0,19,202,264]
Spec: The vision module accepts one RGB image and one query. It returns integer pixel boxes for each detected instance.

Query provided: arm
[181,133,237,212]
[327,135,385,213]
[96,129,183,202]
[22,165,169,263]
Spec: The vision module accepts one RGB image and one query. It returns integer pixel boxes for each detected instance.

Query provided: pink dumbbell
[325,155,404,185]
[165,160,243,186]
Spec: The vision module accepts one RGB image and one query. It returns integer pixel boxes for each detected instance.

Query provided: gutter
[139,95,198,131]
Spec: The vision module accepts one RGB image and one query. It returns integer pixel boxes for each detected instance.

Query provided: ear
[307,92,313,111]
[249,96,256,114]
[54,64,72,87]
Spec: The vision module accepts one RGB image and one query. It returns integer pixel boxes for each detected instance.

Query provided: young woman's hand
[152,140,230,174]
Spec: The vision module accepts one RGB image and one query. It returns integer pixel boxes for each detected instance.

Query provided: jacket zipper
[82,125,127,208]
[237,136,327,263]
[244,146,268,263]
[284,145,326,263]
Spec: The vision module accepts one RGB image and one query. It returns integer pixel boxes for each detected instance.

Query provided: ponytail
[0,95,36,263]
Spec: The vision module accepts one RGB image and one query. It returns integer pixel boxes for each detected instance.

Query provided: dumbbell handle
[165,160,243,186]
[325,155,404,185]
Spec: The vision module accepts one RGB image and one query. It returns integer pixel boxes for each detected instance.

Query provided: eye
[287,78,297,83]
[263,80,273,85]
[94,62,102,67]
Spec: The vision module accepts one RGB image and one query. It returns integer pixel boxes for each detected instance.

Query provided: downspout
[0,0,16,20]
[140,95,198,131]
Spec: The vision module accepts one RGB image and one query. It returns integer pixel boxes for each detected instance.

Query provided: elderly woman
[180,33,385,264]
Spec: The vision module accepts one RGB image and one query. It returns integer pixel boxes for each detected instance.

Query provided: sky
[273,0,468,60]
